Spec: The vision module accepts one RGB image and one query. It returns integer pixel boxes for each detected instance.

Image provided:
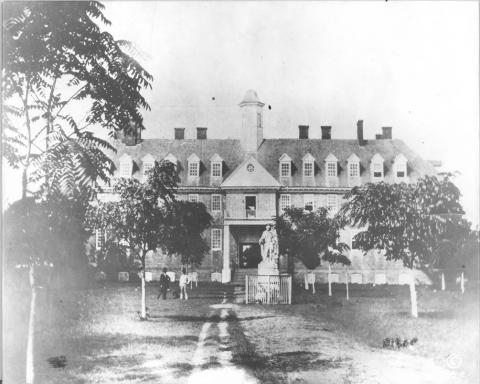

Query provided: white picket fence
[245,274,292,304]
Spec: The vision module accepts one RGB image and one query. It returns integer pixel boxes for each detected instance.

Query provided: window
[327,194,337,212]
[327,162,337,177]
[303,162,313,177]
[349,163,359,177]
[351,230,360,250]
[119,160,132,178]
[95,229,106,250]
[394,154,408,182]
[280,162,291,177]
[211,194,221,212]
[188,162,199,177]
[257,112,262,128]
[373,163,383,178]
[188,194,199,203]
[211,162,222,177]
[280,194,291,212]
[211,229,222,250]
[245,195,256,218]
[304,194,315,212]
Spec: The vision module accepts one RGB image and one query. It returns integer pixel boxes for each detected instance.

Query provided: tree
[3,1,152,198]
[275,207,350,272]
[163,200,213,269]
[4,194,90,384]
[340,175,467,317]
[86,161,178,320]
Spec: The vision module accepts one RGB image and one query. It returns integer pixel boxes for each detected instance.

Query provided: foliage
[276,207,350,270]
[4,193,90,272]
[340,175,467,269]
[163,200,213,267]
[2,1,152,197]
[86,161,178,265]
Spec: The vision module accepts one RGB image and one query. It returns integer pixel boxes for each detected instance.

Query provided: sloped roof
[221,155,281,189]
[115,139,245,186]
[257,139,436,187]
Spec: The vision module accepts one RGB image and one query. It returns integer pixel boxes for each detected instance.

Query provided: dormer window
[142,154,155,181]
[209,153,223,179]
[303,153,315,178]
[188,153,200,178]
[188,194,199,203]
[371,153,384,182]
[279,154,292,184]
[347,153,361,187]
[119,154,133,178]
[325,153,338,186]
[394,153,408,182]
[164,153,178,167]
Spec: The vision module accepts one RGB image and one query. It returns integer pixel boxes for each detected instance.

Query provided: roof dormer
[302,153,315,178]
[164,153,178,165]
[371,153,384,182]
[325,153,338,186]
[209,153,223,181]
[141,153,155,181]
[187,153,200,178]
[393,153,408,183]
[279,153,292,185]
[347,153,361,187]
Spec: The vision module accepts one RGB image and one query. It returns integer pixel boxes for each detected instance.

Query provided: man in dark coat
[158,267,170,300]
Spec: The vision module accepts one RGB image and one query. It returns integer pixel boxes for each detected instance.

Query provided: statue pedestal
[257,259,279,276]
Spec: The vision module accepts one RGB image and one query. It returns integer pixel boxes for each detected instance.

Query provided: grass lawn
[4,279,479,384]
[236,283,479,383]
[4,281,220,384]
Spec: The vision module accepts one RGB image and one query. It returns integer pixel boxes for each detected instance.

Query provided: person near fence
[157,267,170,300]
[179,268,190,300]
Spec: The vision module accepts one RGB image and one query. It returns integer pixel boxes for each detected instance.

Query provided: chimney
[174,128,185,140]
[197,127,207,140]
[299,125,309,139]
[375,134,383,140]
[382,126,392,139]
[321,126,332,140]
[357,120,365,145]
[124,121,141,146]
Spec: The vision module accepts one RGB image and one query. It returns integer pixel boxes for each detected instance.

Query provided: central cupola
[239,89,265,154]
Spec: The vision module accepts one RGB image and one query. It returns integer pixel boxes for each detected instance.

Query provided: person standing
[179,268,190,300]
[158,267,170,300]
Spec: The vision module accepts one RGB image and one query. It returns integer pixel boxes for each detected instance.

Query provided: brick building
[101,90,437,284]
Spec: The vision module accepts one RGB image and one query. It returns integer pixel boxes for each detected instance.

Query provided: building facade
[101,90,437,284]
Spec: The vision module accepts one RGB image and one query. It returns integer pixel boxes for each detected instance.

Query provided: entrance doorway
[239,243,262,268]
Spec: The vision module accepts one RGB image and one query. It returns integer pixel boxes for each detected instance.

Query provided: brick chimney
[357,120,365,145]
[197,127,207,140]
[299,125,309,139]
[174,128,185,140]
[382,127,392,139]
[321,126,332,140]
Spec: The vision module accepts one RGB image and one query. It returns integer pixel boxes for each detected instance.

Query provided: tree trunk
[328,264,332,297]
[26,265,36,384]
[140,252,147,320]
[409,269,418,318]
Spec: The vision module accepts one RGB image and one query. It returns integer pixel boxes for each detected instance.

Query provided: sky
[3,1,479,225]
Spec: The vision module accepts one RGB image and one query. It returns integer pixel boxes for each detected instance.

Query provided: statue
[259,224,278,262]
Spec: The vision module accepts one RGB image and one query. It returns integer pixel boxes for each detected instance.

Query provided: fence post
[267,275,271,304]
[245,275,249,304]
[441,272,445,291]
[288,276,292,304]
[345,270,349,301]
[328,264,332,297]
[461,272,465,294]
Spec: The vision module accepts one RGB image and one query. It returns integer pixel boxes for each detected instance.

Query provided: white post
[409,270,418,318]
[288,276,292,304]
[345,271,349,301]
[441,272,445,291]
[245,275,249,304]
[328,264,332,297]
[221,225,231,283]
[461,272,465,294]
[304,273,308,290]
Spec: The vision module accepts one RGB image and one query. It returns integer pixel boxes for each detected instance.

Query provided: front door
[239,243,262,268]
